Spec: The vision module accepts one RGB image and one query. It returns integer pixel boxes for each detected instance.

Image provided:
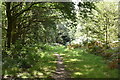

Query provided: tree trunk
[118,2,120,42]
[6,2,12,48]
[106,18,108,48]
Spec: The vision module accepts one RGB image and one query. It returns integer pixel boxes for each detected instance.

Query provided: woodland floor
[3,44,119,79]
[52,46,118,79]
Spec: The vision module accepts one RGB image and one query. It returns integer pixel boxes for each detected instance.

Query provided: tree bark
[6,2,12,48]
[6,2,37,48]
[118,2,120,42]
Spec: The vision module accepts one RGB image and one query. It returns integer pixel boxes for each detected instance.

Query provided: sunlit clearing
[33,71,43,76]
[74,72,83,75]
[85,69,94,72]
[84,65,91,68]
[17,72,30,78]
[66,59,83,62]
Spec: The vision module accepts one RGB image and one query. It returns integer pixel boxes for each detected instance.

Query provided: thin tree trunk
[106,18,108,48]
[6,2,12,48]
[118,2,120,42]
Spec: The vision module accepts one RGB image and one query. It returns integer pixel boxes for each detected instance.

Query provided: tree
[75,2,118,47]
[5,2,38,48]
[3,2,96,48]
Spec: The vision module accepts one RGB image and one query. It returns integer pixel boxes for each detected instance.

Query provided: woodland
[1,1,120,79]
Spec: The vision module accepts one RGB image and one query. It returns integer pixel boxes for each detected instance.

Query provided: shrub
[108,59,119,69]
[101,53,113,59]
[67,44,81,49]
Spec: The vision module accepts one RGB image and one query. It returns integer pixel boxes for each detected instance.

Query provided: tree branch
[15,2,39,18]
[10,2,23,11]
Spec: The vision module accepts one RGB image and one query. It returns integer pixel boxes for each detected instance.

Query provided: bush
[67,44,81,49]
[87,41,105,55]
[108,59,119,69]
[3,42,42,71]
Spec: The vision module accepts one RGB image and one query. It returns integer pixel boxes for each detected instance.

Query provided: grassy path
[52,46,118,78]
[52,53,69,80]
[3,44,118,78]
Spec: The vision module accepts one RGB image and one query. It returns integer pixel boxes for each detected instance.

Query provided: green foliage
[2,1,119,79]
[78,2,96,18]
[3,42,119,78]
[75,2,118,44]
[3,43,57,78]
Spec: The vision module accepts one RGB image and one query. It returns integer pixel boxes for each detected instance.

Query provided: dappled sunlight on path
[52,53,70,80]
[61,49,118,78]
[51,46,118,78]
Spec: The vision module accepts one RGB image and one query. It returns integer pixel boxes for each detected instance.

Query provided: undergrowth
[2,43,119,78]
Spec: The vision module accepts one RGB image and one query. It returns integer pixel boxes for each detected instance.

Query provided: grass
[3,44,119,78]
[59,48,118,78]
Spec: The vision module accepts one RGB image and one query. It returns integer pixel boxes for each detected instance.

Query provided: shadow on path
[52,53,70,80]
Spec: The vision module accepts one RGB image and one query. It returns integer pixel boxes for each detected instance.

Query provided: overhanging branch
[15,2,39,18]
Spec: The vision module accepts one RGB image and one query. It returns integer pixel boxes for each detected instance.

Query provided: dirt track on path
[52,53,70,80]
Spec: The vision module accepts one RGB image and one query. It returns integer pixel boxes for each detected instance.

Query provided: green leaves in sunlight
[2,1,119,79]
